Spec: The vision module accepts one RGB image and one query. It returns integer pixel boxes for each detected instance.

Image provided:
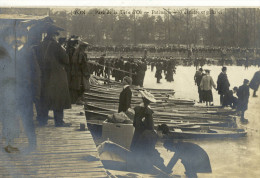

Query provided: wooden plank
[0,104,108,177]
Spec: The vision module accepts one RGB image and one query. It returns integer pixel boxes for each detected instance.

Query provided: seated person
[222,87,238,109]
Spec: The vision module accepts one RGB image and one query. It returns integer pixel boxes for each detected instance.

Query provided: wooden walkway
[0,105,108,178]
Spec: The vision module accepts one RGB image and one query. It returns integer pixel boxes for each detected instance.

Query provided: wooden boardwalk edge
[0,104,110,178]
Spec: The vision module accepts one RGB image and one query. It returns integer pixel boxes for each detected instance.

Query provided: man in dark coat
[217,66,230,106]
[163,140,212,178]
[155,62,163,83]
[249,70,260,97]
[37,25,71,127]
[237,79,250,124]
[194,68,203,103]
[69,40,90,104]
[118,76,132,113]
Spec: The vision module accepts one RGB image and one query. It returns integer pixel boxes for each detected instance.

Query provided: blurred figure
[249,69,260,97]
[15,26,42,151]
[36,24,71,127]
[163,139,212,178]
[217,67,230,106]
[0,27,20,153]
[200,69,216,106]
[237,79,250,124]
[118,76,132,113]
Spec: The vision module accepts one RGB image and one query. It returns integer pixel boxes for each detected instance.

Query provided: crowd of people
[194,66,260,124]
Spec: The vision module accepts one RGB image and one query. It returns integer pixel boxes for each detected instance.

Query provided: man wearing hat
[217,66,230,106]
[236,79,250,124]
[118,76,132,113]
[69,40,90,104]
[36,23,71,127]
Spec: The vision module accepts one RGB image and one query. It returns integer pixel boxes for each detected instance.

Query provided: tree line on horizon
[51,8,260,49]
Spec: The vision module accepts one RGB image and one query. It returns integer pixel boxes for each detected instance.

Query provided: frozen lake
[143,65,260,177]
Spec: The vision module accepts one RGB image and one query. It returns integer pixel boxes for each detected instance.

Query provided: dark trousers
[18,104,36,146]
[220,94,224,105]
[198,86,202,102]
[36,102,64,126]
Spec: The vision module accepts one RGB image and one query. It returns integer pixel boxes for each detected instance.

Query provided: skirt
[202,90,213,102]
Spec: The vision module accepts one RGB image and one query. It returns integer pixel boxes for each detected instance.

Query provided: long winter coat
[38,37,71,110]
[249,71,260,91]
[130,105,154,152]
[118,86,132,113]
[217,72,230,95]
[69,47,90,103]
[237,84,249,111]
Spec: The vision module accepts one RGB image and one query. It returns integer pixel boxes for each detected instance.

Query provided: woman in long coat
[130,90,157,152]
[200,70,216,106]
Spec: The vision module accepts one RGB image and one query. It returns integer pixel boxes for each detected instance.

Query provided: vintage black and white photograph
[0,6,260,177]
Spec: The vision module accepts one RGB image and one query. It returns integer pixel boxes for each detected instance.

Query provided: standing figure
[237,79,250,124]
[249,70,260,97]
[0,31,20,152]
[194,68,203,103]
[200,69,216,106]
[163,140,212,178]
[139,59,147,87]
[155,62,163,83]
[69,40,90,104]
[130,91,168,172]
[37,24,71,127]
[118,76,132,113]
[130,90,157,152]
[217,67,230,106]
[16,29,41,151]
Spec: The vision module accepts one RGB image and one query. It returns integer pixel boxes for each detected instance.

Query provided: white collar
[123,85,130,89]
[140,103,151,109]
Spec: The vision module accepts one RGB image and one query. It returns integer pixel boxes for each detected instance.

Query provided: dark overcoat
[130,106,154,152]
[38,37,71,110]
[118,86,132,113]
[237,84,249,111]
[217,72,230,95]
[249,71,260,91]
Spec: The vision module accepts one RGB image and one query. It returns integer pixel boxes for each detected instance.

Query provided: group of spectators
[194,67,260,124]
